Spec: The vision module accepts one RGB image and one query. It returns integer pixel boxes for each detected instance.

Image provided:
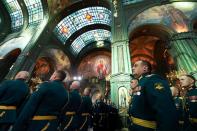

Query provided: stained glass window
[24,0,43,25]
[2,0,23,31]
[71,29,111,54]
[54,6,111,44]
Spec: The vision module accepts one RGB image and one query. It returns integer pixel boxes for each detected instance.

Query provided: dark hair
[132,78,139,82]
[141,60,152,74]
[56,70,66,81]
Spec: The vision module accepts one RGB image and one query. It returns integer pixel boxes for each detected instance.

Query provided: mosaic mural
[129,2,197,33]
[78,51,111,79]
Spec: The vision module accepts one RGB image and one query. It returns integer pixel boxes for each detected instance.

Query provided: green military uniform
[92,99,108,131]
[12,80,68,131]
[78,95,92,131]
[173,96,185,130]
[130,74,179,131]
[185,85,197,131]
[0,79,29,130]
[59,89,82,131]
[107,103,122,131]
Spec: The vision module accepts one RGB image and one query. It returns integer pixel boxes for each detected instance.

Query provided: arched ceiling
[2,0,196,61]
[70,29,111,55]
[2,0,24,31]
[2,0,44,32]
[53,5,112,57]
[54,6,111,43]
[23,0,44,25]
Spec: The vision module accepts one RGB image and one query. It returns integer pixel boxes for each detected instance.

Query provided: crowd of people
[0,60,196,131]
[0,70,121,131]
[128,60,197,131]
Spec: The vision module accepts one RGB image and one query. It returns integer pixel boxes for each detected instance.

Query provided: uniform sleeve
[12,82,48,131]
[144,79,179,131]
[0,81,8,97]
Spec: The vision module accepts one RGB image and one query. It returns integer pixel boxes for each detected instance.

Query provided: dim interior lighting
[173,2,195,10]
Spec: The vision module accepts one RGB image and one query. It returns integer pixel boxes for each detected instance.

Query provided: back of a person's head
[56,70,66,81]
[140,60,152,74]
[15,71,30,80]
[83,87,91,96]
[70,80,80,90]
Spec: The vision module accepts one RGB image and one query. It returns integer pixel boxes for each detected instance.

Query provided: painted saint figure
[96,60,107,79]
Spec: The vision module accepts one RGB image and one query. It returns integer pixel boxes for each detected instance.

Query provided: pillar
[169,32,197,81]
[110,0,132,113]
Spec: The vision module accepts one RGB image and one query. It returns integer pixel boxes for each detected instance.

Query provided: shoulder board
[179,97,183,99]
[145,74,155,78]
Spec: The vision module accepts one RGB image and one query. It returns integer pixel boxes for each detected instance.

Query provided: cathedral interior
[0,0,197,113]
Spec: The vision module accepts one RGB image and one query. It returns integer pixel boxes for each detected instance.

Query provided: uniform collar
[16,78,25,81]
[139,73,151,80]
[188,85,196,90]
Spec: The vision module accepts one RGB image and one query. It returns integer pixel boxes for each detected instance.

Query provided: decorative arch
[127,2,197,34]
[129,24,176,77]
[0,48,21,81]
[0,36,32,58]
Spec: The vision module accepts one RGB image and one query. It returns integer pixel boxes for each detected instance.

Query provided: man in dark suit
[130,60,178,131]
[12,70,68,131]
[0,71,30,131]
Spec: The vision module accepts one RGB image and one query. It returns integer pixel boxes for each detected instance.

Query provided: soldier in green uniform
[0,71,30,131]
[59,80,82,131]
[130,60,178,131]
[179,75,197,131]
[170,86,185,130]
[128,78,139,130]
[12,70,68,131]
[107,100,122,131]
[92,93,108,131]
[78,87,93,131]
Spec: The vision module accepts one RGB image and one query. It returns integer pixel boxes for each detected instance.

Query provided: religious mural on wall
[118,87,129,108]
[130,36,159,71]
[129,2,197,33]
[78,51,111,79]
[33,49,71,81]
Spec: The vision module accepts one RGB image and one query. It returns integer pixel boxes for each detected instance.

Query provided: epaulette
[179,97,183,99]
[145,74,155,78]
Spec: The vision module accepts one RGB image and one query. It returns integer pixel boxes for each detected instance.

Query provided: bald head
[15,71,30,80]
[70,81,80,90]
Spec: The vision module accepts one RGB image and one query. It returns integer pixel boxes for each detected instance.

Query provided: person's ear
[143,66,148,72]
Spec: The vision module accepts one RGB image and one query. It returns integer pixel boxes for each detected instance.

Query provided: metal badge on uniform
[136,91,141,95]
[154,83,164,91]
